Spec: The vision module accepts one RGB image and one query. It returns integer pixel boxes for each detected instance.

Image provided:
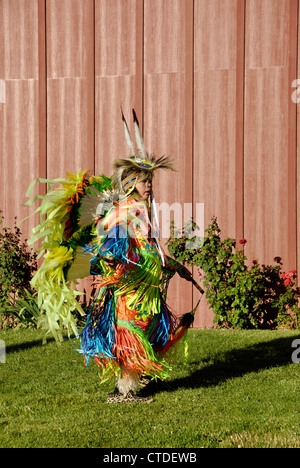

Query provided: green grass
[0,328,300,448]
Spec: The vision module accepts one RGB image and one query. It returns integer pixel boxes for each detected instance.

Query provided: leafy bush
[274,270,300,329]
[3,288,41,329]
[0,211,38,329]
[167,217,300,329]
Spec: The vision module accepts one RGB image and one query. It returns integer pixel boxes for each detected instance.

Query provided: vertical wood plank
[38,0,47,191]
[94,0,143,177]
[46,0,94,178]
[235,0,245,244]
[244,0,297,271]
[0,0,41,236]
[144,0,194,320]
[193,0,244,326]
[287,0,298,274]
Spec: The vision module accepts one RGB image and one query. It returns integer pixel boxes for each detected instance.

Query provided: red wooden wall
[0,0,299,327]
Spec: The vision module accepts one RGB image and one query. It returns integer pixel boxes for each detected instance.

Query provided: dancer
[25,110,196,403]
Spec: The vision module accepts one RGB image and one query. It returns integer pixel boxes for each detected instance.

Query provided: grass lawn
[0,327,299,448]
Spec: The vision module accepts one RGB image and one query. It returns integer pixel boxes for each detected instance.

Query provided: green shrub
[0,211,38,329]
[167,217,300,329]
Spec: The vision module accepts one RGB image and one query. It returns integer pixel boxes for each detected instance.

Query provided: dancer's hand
[104,256,117,268]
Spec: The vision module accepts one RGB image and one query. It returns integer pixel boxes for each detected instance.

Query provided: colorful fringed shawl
[78,194,187,382]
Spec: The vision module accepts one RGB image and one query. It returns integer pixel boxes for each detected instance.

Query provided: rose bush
[167,217,300,329]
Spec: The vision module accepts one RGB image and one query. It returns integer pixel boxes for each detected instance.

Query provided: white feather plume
[132,109,146,159]
[121,108,136,156]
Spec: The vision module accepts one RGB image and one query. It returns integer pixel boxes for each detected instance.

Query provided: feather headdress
[111,109,175,194]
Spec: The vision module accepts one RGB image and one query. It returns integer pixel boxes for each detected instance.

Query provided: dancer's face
[135,178,152,201]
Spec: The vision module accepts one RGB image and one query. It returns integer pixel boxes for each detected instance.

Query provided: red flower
[239,239,247,246]
[284,278,291,287]
[282,270,297,280]
[252,259,258,265]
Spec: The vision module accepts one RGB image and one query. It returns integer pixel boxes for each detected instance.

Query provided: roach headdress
[111,109,175,195]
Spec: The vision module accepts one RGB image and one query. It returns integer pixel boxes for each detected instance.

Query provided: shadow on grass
[5,331,300,398]
[140,334,300,397]
[6,337,56,354]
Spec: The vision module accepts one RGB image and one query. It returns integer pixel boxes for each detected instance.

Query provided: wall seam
[45,0,47,181]
[192,0,195,319]
[242,0,246,242]
[93,0,96,175]
[142,0,145,136]
[296,0,299,280]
